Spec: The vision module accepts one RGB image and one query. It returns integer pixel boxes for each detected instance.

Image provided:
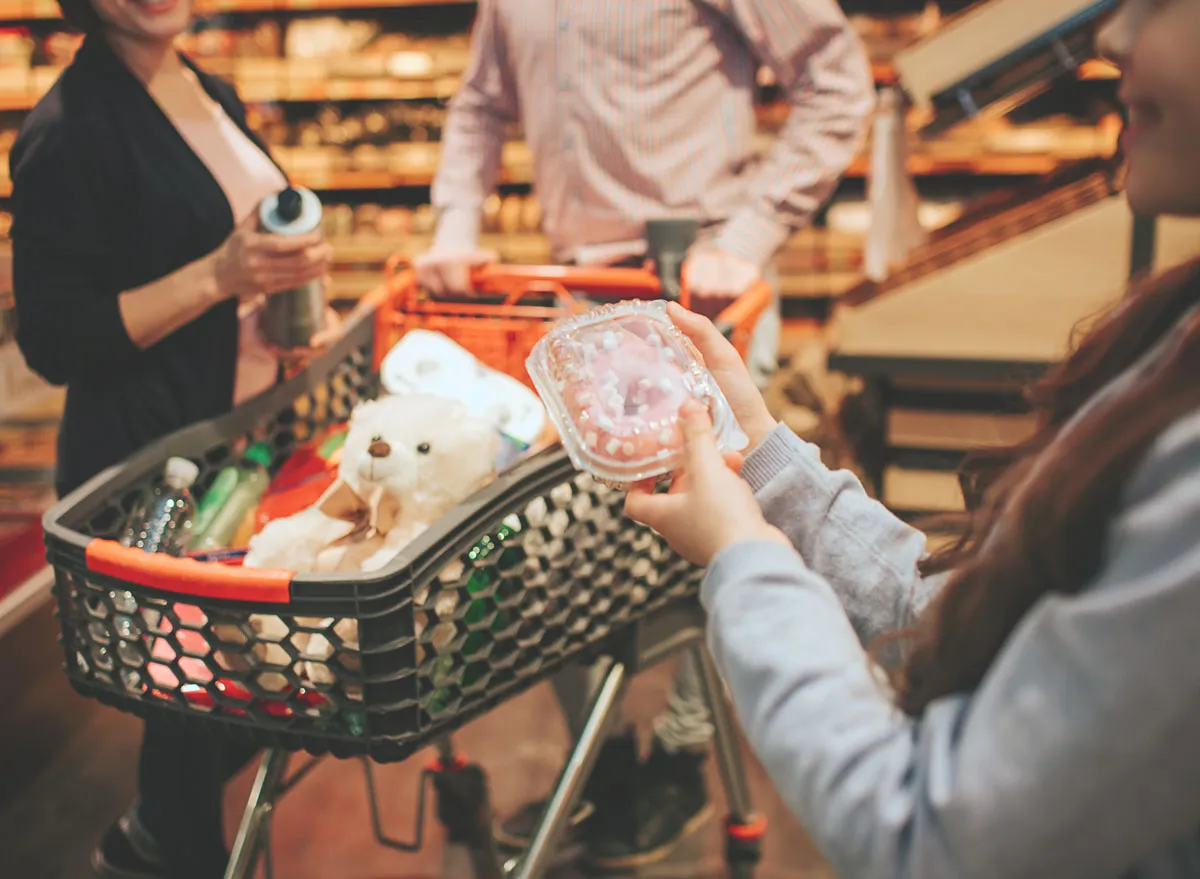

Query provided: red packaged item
[251,424,349,533]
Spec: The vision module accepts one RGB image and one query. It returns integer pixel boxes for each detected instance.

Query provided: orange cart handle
[469,264,667,302]
[712,279,773,340]
[466,265,772,333]
[86,539,294,605]
[391,254,769,338]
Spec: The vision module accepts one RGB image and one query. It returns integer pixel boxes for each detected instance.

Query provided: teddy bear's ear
[459,414,501,457]
[349,398,381,424]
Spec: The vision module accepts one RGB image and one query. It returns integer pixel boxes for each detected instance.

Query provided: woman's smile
[129,0,180,15]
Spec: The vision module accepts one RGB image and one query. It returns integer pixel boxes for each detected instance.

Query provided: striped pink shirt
[431,0,875,269]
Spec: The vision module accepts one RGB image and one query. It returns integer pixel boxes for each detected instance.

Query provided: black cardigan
[10,37,285,497]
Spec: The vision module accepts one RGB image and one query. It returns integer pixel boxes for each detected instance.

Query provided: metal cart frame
[222,607,764,879]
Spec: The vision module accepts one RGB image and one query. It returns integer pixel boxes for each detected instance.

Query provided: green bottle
[189,443,273,552]
[189,467,241,543]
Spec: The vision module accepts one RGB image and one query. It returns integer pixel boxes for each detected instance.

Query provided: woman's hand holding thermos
[213,210,332,303]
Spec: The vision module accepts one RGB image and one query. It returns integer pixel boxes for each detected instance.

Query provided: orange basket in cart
[372,256,775,381]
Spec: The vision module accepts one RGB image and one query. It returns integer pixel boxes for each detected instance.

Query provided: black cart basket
[42,295,709,767]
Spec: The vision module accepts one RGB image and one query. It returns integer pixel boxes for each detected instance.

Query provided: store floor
[0,605,831,879]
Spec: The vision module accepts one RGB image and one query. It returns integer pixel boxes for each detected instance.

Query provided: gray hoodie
[705,339,1200,877]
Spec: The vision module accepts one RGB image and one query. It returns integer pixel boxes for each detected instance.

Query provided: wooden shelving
[278,150,1115,191]
[0,157,1106,199]
[2,112,1115,196]
[0,67,460,111]
[0,0,58,17]
[0,56,1121,116]
[871,56,1117,87]
[0,0,469,17]
[196,0,470,11]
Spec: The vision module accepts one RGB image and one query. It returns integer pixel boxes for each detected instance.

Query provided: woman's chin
[1125,166,1200,219]
[1125,175,1168,218]
[122,0,192,40]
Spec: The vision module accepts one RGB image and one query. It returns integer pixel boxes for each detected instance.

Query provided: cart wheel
[723,813,766,879]
[431,753,506,879]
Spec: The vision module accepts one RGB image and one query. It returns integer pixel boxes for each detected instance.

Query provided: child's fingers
[666,301,740,369]
[678,401,724,476]
[624,485,684,532]
[667,469,691,494]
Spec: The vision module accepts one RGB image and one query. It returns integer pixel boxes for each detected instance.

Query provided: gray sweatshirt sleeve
[702,412,1200,878]
[740,424,942,645]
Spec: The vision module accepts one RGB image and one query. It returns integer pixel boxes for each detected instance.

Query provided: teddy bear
[219,393,499,690]
[244,393,499,574]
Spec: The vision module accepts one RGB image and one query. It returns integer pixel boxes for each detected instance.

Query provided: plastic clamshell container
[527,300,747,488]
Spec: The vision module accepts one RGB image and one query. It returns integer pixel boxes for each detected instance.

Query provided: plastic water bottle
[188,443,273,552]
[121,457,199,556]
[258,186,325,350]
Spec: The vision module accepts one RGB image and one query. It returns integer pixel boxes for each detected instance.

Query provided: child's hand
[666,302,777,450]
[625,401,789,567]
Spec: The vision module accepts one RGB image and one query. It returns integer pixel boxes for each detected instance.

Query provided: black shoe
[586,741,713,870]
[494,729,639,851]
[492,798,597,851]
[92,806,165,879]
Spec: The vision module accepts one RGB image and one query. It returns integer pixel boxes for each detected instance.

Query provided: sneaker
[492,798,597,851]
[92,805,165,879]
[586,741,713,870]
[494,729,639,851]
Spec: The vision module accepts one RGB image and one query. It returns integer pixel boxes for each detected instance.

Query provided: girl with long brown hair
[625,0,1200,875]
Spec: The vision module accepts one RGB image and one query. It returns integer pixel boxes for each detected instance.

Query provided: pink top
[431,0,875,268]
[147,64,287,405]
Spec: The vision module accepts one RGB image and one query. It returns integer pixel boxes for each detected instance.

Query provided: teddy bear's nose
[367,438,391,459]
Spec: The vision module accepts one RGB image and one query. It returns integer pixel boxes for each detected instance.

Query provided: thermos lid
[164,457,200,489]
[276,187,303,223]
[259,186,322,236]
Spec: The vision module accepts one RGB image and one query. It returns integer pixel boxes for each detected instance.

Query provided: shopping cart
[43,263,774,879]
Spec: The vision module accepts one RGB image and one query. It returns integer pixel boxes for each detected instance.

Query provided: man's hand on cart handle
[680,243,761,320]
[684,244,761,298]
[667,303,778,451]
[414,248,499,295]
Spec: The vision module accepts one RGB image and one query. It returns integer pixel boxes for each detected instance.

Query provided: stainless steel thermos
[258,185,325,349]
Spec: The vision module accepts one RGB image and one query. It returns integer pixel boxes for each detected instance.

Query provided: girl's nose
[1096,0,1147,70]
